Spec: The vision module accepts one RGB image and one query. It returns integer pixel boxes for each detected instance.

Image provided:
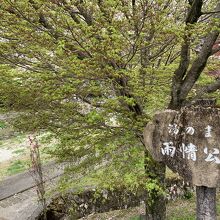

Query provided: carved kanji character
[180,143,197,161]
[204,147,220,164]
[161,142,176,157]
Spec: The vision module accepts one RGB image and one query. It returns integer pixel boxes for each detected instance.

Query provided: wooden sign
[143,107,220,187]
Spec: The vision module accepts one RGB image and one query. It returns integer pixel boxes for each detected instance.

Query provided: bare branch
[202,10,220,15]
[149,37,176,61]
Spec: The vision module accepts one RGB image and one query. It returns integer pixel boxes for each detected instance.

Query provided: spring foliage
[0,0,219,192]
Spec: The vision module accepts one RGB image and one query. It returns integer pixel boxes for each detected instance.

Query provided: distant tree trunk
[196,186,216,220]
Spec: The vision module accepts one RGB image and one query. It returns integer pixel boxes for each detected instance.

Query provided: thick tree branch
[176,0,203,79]
[186,0,203,24]
[194,79,220,100]
[180,31,220,101]
[113,76,143,116]
[169,0,220,109]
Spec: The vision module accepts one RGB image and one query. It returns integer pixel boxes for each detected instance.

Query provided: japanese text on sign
[161,124,220,164]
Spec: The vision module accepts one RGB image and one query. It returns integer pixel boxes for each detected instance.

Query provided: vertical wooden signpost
[144,106,220,220]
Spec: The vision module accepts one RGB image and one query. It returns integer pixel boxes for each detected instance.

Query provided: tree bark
[196,186,216,220]
[145,160,166,220]
[168,1,220,110]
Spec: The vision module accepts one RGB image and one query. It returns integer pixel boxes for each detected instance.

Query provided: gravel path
[0,149,13,163]
[0,162,64,220]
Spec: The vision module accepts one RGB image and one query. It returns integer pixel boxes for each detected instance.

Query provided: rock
[143,106,220,187]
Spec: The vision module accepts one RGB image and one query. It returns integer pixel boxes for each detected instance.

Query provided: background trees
[1,0,220,219]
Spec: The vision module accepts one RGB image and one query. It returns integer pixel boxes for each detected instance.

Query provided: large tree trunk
[144,152,166,220]
[196,186,216,220]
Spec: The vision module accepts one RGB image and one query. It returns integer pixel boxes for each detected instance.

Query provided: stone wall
[40,187,145,219]
[40,178,193,220]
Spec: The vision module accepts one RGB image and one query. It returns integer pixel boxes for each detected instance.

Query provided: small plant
[29,135,47,220]
[183,190,194,200]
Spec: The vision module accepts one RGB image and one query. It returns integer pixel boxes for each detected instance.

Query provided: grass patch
[7,160,27,175]
[167,196,196,220]
[130,216,144,220]
[12,149,25,154]
[0,132,55,179]
[0,134,26,149]
[12,148,25,154]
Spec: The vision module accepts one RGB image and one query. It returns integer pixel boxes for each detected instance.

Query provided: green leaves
[0,0,180,194]
[0,121,6,129]
[86,110,103,124]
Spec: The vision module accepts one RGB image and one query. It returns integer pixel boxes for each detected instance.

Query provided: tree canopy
[0,0,179,184]
[1,0,220,219]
